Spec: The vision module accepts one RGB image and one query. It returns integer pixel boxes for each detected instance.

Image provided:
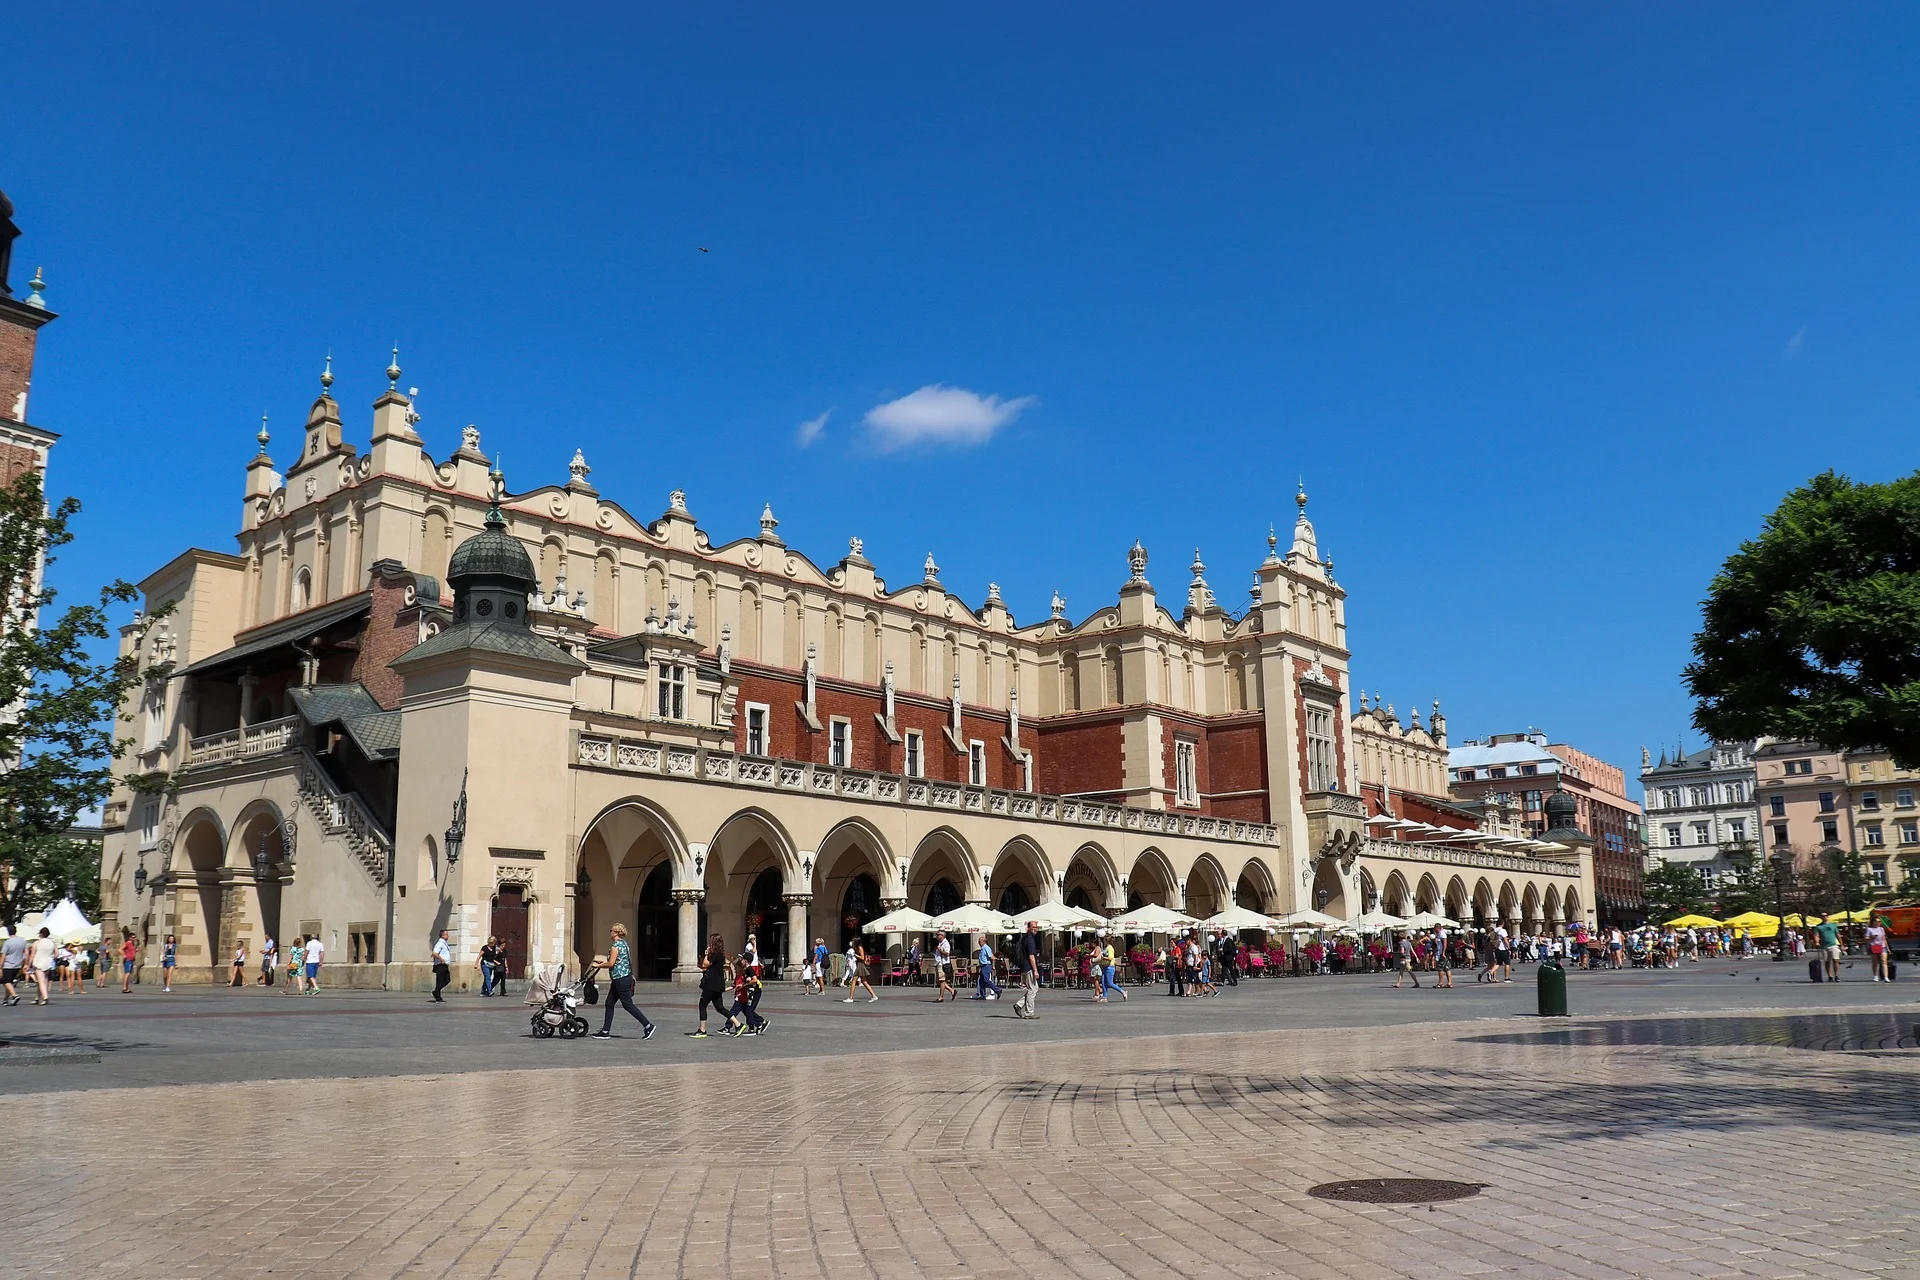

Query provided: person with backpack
[728,953,768,1035]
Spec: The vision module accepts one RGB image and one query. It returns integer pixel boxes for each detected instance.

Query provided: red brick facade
[0,309,37,423]
[1200,717,1269,821]
[1033,713,1126,799]
[352,571,428,711]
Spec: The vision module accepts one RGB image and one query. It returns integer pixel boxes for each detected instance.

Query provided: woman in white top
[28,928,55,1004]
[1866,917,1892,982]
[260,935,277,986]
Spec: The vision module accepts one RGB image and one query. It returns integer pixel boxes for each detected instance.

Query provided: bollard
[1536,957,1568,1017]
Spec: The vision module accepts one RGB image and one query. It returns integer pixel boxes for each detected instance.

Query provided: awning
[177,594,371,680]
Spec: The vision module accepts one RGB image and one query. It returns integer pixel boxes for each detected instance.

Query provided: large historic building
[97,359,1595,985]
[1639,741,1760,891]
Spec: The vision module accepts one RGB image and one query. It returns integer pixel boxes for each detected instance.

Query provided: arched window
[290,567,311,613]
[996,882,1031,915]
[840,873,880,949]
[1104,647,1124,707]
[1061,658,1080,712]
[1225,654,1247,712]
[923,878,963,917]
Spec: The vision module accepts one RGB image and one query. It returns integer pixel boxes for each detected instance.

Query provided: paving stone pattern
[7,1010,1917,1279]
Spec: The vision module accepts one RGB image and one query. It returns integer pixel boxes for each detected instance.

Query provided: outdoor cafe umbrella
[1720,910,1780,939]
[1274,908,1344,930]
[864,906,934,934]
[1664,913,1723,929]
[1106,903,1198,934]
[927,903,1020,935]
[1344,908,1408,933]
[1200,905,1280,932]
[1012,901,1107,931]
[42,898,98,943]
[1399,910,1461,931]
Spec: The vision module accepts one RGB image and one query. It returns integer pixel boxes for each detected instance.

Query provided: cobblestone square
[3,963,1915,1278]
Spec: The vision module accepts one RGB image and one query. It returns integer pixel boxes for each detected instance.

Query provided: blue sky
[9,5,1919,798]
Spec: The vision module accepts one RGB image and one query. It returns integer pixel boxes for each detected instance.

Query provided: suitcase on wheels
[1808,957,1824,983]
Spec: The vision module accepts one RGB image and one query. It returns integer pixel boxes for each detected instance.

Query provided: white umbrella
[927,903,1020,934]
[1274,908,1344,930]
[1344,909,1408,933]
[1201,905,1280,932]
[1013,901,1106,931]
[864,906,934,934]
[1400,910,1461,930]
[1106,902,1199,933]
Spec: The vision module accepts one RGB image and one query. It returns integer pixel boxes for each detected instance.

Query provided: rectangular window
[1519,764,1538,776]
[1861,791,1881,812]
[1864,823,1884,847]
[1305,704,1336,793]
[1700,866,1717,889]
[1769,795,1786,818]
[1772,823,1790,846]
[1664,824,1682,847]
[904,730,924,778]
[1691,822,1711,845]
[829,718,850,769]
[1786,759,1813,775]
[1818,791,1836,813]
[745,703,768,756]
[139,801,159,850]
[1871,860,1889,888]
[1727,818,1746,844]
[1899,788,1916,809]
[1821,818,1838,844]
[1457,769,1476,781]
[1174,739,1198,807]
[1525,790,1543,811]
[1725,781,1745,803]
[1488,767,1507,779]
[1691,786,1710,807]
[1902,821,1920,846]
[656,663,686,720]
[967,740,986,787]
[143,685,167,752]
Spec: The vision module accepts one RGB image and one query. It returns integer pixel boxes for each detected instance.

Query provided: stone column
[784,895,812,980]
[672,890,703,984]
[237,671,258,728]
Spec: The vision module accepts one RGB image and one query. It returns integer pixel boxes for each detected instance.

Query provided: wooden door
[492,885,529,979]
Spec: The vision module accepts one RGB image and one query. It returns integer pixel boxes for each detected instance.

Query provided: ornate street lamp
[254,832,272,878]
[133,859,148,896]
[576,864,591,893]
[1769,850,1791,960]
[444,770,468,869]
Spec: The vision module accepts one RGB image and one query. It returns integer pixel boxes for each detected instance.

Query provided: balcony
[572,732,1279,847]
[185,716,298,768]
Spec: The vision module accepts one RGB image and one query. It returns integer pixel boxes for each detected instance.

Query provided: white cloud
[1785,326,1806,358]
[862,384,1037,450]
[795,410,830,447]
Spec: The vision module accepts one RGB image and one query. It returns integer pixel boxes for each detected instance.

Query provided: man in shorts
[302,933,325,994]
[811,937,830,994]
[1432,927,1453,988]
[1492,923,1512,983]
[0,930,27,1006]
[1814,914,1843,982]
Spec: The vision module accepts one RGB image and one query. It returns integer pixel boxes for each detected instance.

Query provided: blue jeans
[1100,964,1123,997]
[975,967,1002,998]
[480,962,497,996]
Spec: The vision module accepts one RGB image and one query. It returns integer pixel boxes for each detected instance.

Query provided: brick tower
[0,188,58,481]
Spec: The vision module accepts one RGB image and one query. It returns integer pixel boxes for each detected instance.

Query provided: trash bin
[1537,958,1568,1017]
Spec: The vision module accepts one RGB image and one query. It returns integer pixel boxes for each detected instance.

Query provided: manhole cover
[1308,1178,1483,1205]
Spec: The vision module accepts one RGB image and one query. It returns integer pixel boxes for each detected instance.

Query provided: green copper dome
[448,521,536,584]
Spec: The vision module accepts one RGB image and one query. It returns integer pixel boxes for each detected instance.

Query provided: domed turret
[448,460,536,627]
[1543,790,1580,832]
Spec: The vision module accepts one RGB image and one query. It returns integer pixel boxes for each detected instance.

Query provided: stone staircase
[296,751,392,886]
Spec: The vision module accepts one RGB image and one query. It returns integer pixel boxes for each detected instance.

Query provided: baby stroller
[525,963,595,1039]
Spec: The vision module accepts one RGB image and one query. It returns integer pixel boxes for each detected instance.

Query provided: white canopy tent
[1399,910,1461,930]
[1012,901,1107,931]
[926,903,1020,935]
[1345,908,1409,933]
[1274,908,1344,930]
[42,898,98,943]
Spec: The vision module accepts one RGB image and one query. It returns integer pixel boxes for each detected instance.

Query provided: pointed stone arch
[989,835,1054,915]
[1380,869,1412,916]
[1234,857,1279,914]
[1064,841,1122,914]
[1126,847,1179,909]
[1415,872,1441,914]
[1471,877,1495,925]
[813,816,896,903]
[1543,885,1562,929]
[1185,852,1232,918]
[908,827,979,911]
[1357,867,1378,915]
[1521,883,1542,932]
[1497,880,1518,925]
[1444,875,1469,923]
[1564,887,1582,925]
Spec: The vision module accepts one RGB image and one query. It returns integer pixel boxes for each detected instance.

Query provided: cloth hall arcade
[97,360,1595,986]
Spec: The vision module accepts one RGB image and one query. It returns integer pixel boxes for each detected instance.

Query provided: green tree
[0,470,163,931]
[1686,470,1920,768]
[1642,858,1708,922]
[1714,847,1780,918]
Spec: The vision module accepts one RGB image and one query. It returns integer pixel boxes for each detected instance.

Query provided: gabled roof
[391,619,587,672]
[177,594,372,679]
[289,682,384,726]
[341,711,402,761]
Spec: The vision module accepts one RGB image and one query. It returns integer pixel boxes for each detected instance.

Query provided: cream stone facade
[98,362,1592,986]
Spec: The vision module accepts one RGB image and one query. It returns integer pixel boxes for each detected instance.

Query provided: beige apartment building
[1754,740,1849,867]
[1843,750,1918,894]
[97,360,1592,986]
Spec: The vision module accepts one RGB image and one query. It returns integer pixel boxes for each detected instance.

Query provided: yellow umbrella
[1782,914,1814,928]
[1664,914,1723,928]
[1720,910,1781,939]
[1830,909,1874,923]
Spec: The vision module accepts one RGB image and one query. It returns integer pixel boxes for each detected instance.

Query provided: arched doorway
[745,867,787,966]
[996,882,1032,915]
[923,877,963,917]
[1310,857,1347,920]
[840,873,880,949]
[1065,884,1094,913]
[635,862,676,981]
[176,815,225,974]
[491,884,529,979]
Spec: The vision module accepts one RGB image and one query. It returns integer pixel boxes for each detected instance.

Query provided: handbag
[583,975,600,1005]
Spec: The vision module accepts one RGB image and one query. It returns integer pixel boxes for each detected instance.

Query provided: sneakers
[842,996,855,1003]
[985,992,997,1000]
[591,1030,612,1040]
[642,1023,657,1039]
[758,1019,770,1034]
[687,1030,709,1038]
[726,1022,744,1037]
[867,995,879,1003]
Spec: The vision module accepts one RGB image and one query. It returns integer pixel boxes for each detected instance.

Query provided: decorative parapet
[573,732,1280,847]
[1358,836,1581,878]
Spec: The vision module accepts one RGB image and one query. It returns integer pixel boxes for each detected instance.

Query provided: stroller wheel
[531,1017,556,1038]
[560,1016,589,1039]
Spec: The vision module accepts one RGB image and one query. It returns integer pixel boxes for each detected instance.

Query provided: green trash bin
[1537,958,1568,1017]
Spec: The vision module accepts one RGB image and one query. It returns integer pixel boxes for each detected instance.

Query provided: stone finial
[256,412,271,455]
[461,423,482,453]
[1126,539,1149,585]
[1296,478,1308,511]
[924,551,940,583]
[668,489,689,514]
[1050,590,1066,620]
[319,351,334,396]
[849,535,864,559]
[24,266,46,309]
[760,503,779,538]
[1190,548,1206,583]
[986,582,1002,605]
[569,449,591,484]
[386,344,402,392]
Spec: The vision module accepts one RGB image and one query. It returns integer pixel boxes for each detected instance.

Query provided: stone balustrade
[185,716,299,768]
[573,732,1280,847]
[1360,836,1580,878]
